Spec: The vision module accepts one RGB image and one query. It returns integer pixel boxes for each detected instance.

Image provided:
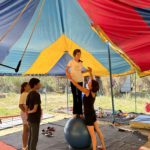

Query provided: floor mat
[0,141,16,150]
[0,114,54,130]
[0,119,148,150]
[130,115,150,129]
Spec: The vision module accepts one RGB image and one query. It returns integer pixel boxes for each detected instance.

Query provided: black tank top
[83,92,95,115]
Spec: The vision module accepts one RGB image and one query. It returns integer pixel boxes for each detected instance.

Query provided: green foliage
[0,76,150,117]
[0,76,67,93]
[0,92,148,117]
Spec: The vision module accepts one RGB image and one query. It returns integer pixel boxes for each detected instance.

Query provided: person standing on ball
[66,49,85,118]
[67,67,106,150]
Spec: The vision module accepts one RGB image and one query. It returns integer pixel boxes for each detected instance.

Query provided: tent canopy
[0,0,149,76]
[79,0,150,77]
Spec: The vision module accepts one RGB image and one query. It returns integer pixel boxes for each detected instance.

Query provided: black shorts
[84,113,96,126]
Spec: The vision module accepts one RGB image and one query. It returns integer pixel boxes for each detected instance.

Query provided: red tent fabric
[79,0,150,76]
[117,0,150,8]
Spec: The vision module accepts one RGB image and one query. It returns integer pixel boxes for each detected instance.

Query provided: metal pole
[107,43,115,116]
[45,92,47,110]
[64,51,69,114]
[134,73,137,112]
[67,78,69,113]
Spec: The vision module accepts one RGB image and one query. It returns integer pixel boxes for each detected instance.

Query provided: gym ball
[64,117,91,149]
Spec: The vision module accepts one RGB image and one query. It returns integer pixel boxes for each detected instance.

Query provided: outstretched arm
[88,67,94,80]
[66,73,89,96]
[82,69,89,74]
[70,78,89,96]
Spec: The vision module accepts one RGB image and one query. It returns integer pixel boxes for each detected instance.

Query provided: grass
[0,92,148,117]
[96,95,148,113]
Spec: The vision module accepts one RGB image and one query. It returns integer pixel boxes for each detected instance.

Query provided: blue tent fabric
[0,0,132,76]
[48,53,72,76]
[0,0,40,62]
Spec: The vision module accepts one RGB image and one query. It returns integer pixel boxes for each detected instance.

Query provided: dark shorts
[84,113,97,126]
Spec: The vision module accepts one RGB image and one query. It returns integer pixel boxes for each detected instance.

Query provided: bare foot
[97,145,106,150]
[79,115,84,119]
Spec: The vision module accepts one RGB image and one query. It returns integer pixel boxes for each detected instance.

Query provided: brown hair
[73,49,81,57]
[20,82,28,94]
[91,80,99,93]
[29,78,40,88]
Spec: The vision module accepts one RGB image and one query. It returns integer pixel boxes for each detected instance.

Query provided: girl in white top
[19,82,30,150]
[66,49,89,118]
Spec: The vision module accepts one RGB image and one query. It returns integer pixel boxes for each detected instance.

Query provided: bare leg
[22,124,28,149]
[73,114,77,118]
[94,121,106,150]
[87,126,97,150]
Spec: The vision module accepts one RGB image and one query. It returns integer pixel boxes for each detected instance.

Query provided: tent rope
[0,0,33,42]
[0,0,45,73]
[20,0,45,60]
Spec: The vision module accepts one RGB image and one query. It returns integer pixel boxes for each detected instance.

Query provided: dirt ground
[0,113,150,149]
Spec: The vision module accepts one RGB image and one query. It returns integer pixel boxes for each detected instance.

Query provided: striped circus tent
[0,0,149,76]
[79,0,150,77]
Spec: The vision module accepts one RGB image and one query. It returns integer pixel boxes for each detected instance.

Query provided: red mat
[0,141,16,150]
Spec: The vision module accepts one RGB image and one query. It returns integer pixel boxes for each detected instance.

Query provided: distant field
[0,92,148,117]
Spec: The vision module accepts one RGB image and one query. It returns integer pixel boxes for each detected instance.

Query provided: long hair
[20,82,28,94]
[91,80,99,93]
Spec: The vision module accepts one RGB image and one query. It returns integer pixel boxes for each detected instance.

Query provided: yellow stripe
[25,34,134,76]
[25,35,66,74]
[63,35,109,76]
[139,70,150,77]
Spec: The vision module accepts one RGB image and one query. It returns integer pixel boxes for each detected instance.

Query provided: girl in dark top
[67,67,106,150]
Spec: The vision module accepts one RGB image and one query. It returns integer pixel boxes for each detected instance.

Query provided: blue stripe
[0,0,40,63]
[59,0,131,74]
[48,53,86,76]
[0,50,39,74]
[135,7,150,25]
[0,0,131,75]
[48,53,72,76]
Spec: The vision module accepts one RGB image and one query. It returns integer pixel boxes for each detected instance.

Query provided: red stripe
[0,115,20,119]
[117,0,150,8]
[0,142,16,150]
[79,0,150,72]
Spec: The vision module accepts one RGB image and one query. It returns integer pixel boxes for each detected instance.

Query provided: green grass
[0,92,148,117]
[96,95,148,113]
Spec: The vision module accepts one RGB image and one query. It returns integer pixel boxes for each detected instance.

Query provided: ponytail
[20,82,28,93]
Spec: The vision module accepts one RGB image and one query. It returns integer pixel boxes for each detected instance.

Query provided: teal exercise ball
[64,118,91,149]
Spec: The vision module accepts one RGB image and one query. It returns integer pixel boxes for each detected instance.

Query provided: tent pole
[134,72,137,112]
[45,86,47,111]
[107,43,115,120]
[64,51,69,114]
[67,78,69,113]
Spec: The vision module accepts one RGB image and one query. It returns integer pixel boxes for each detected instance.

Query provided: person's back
[83,92,95,115]
[26,91,41,123]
